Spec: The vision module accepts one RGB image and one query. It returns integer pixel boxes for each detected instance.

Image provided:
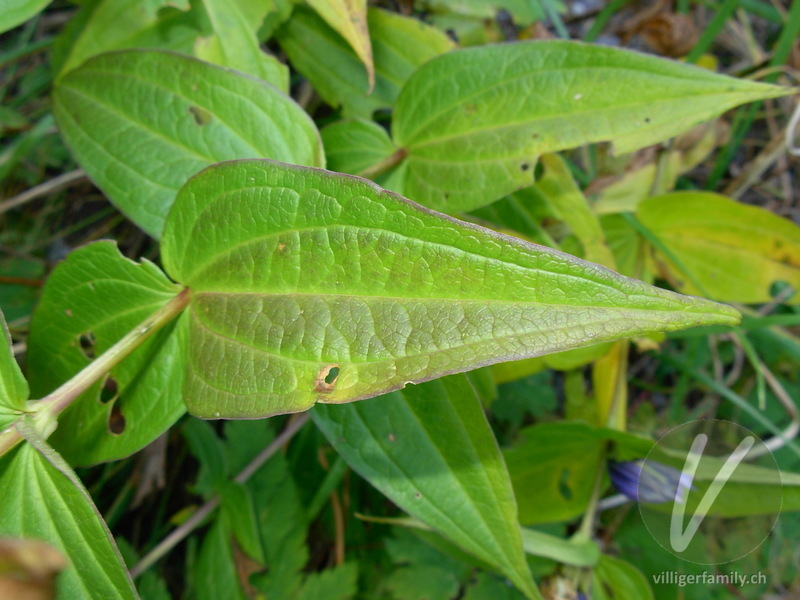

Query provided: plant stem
[575,445,608,540]
[129,412,311,579]
[0,288,191,458]
[356,148,408,180]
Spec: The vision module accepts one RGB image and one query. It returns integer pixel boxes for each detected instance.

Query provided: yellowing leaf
[638,192,800,303]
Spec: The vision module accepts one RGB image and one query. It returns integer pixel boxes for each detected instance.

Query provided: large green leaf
[26,241,186,465]
[0,422,138,599]
[390,41,790,213]
[0,0,51,35]
[277,6,453,118]
[0,310,27,432]
[313,374,541,599]
[53,50,324,237]
[637,191,800,303]
[161,159,738,418]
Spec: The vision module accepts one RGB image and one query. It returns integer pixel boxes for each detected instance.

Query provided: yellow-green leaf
[638,192,800,303]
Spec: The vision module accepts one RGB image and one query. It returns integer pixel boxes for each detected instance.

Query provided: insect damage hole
[315,364,340,393]
[77,331,96,359]
[108,404,126,435]
[99,375,119,404]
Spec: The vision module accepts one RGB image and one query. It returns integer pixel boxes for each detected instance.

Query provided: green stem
[575,445,608,541]
[0,288,191,458]
[356,148,408,180]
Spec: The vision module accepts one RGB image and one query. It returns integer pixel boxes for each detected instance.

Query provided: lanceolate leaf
[390,40,790,213]
[27,241,186,465]
[313,374,542,599]
[161,159,739,418]
[53,50,324,237]
[0,422,138,599]
[637,192,800,303]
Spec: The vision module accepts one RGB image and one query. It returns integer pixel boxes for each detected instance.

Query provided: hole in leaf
[108,404,126,435]
[78,332,96,360]
[325,366,340,384]
[315,364,340,393]
[100,376,119,404]
[520,163,530,171]
[558,468,573,501]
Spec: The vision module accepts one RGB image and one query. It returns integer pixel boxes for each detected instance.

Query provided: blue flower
[608,459,694,504]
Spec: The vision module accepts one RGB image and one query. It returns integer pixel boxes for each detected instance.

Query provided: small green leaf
[53,50,324,237]
[391,40,790,213]
[322,118,397,176]
[505,422,652,524]
[0,0,51,35]
[0,310,27,431]
[295,562,358,600]
[161,159,739,418]
[535,154,616,268]
[26,241,186,465]
[592,555,654,600]
[195,0,289,91]
[0,422,138,599]
[190,518,247,600]
[637,191,800,303]
[424,0,552,26]
[306,0,373,89]
[55,0,207,78]
[313,374,541,599]
[278,6,453,118]
[520,528,600,567]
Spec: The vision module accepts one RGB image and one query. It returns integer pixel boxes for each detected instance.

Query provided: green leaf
[637,191,800,303]
[278,6,453,118]
[505,422,652,524]
[322,119,397,176]
[190,518,247,600]
[390,40,790,213]
[0,310,27,431]
[0,422,138,599]
[423,0,553,26]
[55,0,208,78]
[53,50,324,237]
[295,562,358,600]
[195,0,289,92]
[26,241,186,465]
[220,481,266,564]
[592,555,654,600]
[534,154,616,268]
[306,0,373,89]
[0,0,51,35]
[161,159,739,418]
[313,374,541,599]
[520,528,600,567]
